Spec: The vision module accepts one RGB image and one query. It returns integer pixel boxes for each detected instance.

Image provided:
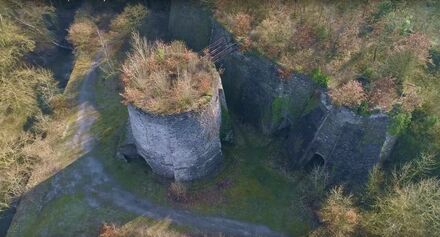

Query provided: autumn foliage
[329,81,366,108]
[212,1,435,112]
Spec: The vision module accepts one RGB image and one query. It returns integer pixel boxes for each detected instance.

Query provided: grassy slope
[9,54,315,236]
[9,3,317,235]
[92,70,315,235]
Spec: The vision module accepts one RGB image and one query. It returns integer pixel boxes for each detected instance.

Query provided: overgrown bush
[0,18,35,70]
[0,1,60,212]
[253,10,293,59]
[109,3,148,38]
[389,109,412,135]
[391,153,439,186]
[122,34,217,114]
[68,17,98,54]
[212,0,438,114]
[99,4,149,79]
[0,0,56,48]
[369,77,398,112]
[329,80,366,108]
[362,165,385,205]
[363,179,440,237]
[301,166,330,205]
[228,12,253,49]
[312,186,360,237]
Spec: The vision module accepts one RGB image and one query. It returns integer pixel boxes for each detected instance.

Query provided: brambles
[122,34,217,114]
[363,165,385,205]
[369,77,398,112]
[391,153,439,186]
[329,80,366,108]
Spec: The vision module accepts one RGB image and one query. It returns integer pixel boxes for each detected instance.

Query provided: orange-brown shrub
[229,12,253,49]
[394,32,431,63]
[230,12,253,37]
[369,77,399,112]
[122,34,217,114]
[329,80,366,108]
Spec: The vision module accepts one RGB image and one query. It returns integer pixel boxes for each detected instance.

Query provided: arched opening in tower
[305,153,325,172]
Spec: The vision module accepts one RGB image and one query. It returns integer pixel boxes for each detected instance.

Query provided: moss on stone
[220,105,234,143]
[269,96,301,128]
[301,94,320,117]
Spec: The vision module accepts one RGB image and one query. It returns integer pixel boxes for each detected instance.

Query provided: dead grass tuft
[122,34,217,115]
[99,219,188,237]
[168,182,188,203]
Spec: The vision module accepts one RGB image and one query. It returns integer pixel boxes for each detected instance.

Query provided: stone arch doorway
[305,153,325,172]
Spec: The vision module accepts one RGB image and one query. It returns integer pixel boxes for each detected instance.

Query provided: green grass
[192,140,314,235]
[8,41,316,237]
[22,193,134,237]
[90,71,315,236]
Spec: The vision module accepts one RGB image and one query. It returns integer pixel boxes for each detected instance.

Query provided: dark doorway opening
[305,153,325,172]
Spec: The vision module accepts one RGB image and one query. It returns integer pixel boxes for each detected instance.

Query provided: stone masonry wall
[210,22,317,135]
[168,0,211,51]
[128,78,223,181]
[166,0,396,185]
[287,94,397,185]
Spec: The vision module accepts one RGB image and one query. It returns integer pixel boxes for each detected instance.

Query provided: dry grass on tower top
[122,34,217,115]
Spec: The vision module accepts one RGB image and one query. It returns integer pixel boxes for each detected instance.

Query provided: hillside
[1,1,439,237]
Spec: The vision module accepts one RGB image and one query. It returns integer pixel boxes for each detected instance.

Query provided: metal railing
[208,36,238,62]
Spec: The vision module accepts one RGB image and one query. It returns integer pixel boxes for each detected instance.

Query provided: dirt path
[63,60,287,237]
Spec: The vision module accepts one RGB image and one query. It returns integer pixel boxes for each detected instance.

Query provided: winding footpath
[63,60,287,237]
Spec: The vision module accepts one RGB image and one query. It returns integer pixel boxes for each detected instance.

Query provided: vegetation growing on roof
[122,34,218,115]
[210,0,438,113]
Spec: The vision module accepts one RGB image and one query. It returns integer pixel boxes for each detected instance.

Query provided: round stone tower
[127,77,223,181]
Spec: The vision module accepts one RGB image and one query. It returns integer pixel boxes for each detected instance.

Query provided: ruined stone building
[126,76,223,181]
[121,0,397,184]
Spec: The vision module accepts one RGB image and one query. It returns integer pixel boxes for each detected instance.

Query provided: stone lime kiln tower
[122,37,223,181]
